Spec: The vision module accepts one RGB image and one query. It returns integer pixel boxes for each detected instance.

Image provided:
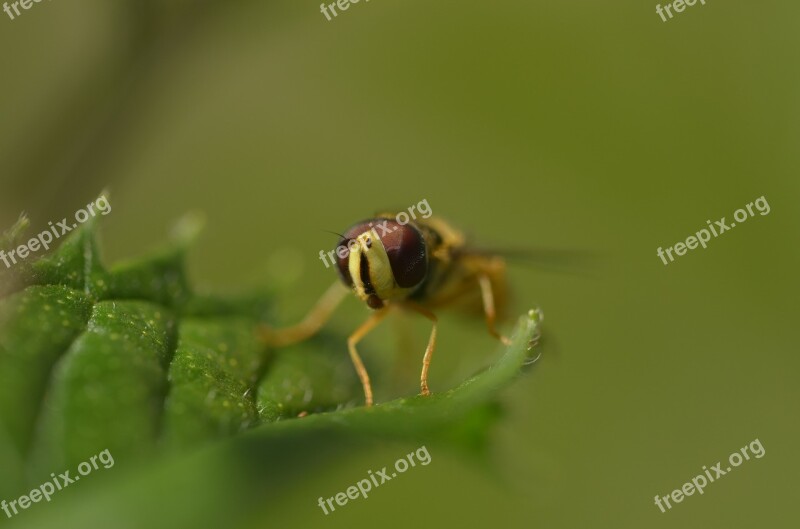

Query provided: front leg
[347,307,390,406]
[400,301,439,397]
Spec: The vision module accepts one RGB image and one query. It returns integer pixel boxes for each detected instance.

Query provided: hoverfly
[260,213,513,407]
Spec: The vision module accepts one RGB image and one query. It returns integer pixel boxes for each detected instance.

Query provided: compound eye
[378,222,428,288]
[334,238,354,287]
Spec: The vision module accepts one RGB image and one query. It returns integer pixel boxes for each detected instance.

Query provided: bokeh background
[1,0,798,528]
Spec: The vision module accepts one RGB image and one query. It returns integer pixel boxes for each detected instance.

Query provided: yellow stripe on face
[348,237,366,298]
[347,230,413,303]
[363,234,395,297]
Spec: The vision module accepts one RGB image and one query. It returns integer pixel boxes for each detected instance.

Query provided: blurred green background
[1,0,798,528]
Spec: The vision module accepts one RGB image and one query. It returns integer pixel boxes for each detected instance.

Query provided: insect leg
[401,301,438,397]
[348,308,390,406]
[478,274,511,345]
[259,281,348,347]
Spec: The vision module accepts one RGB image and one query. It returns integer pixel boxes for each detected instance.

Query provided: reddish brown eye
[334,238,354,287]
[378,221,428,288]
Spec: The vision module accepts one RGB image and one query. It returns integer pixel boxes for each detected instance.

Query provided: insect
[260,214,512,407]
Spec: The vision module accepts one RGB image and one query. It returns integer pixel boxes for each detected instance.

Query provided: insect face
[335,219,428,309]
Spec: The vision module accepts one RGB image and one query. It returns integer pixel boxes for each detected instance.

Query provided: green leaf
[0,216,542,523]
